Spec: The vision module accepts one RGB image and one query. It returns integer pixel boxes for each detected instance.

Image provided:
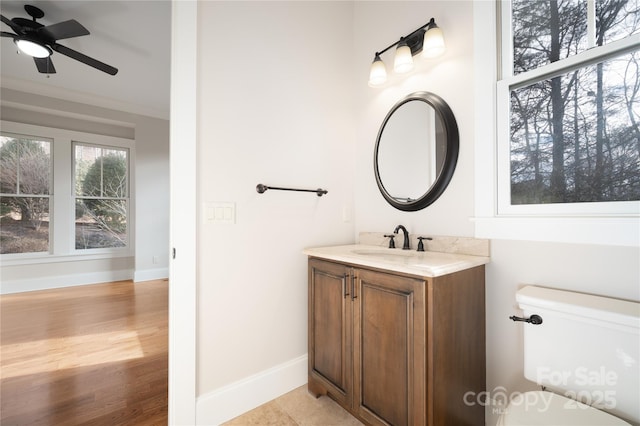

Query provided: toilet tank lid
[516,286,640,329]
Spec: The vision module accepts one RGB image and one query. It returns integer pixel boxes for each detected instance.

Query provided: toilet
[497,285,640,426]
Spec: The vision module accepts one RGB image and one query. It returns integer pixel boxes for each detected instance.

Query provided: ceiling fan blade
[38,19,89,41]
[51,43,118,75]
[1,14,23,34]
[34,57,56,74]
[1,31,17,39]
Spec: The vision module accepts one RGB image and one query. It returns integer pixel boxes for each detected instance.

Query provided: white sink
[350,248,467,270]
[303,244,490,277]
[351,248,415,257]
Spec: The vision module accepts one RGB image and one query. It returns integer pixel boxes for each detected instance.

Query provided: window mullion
[52,137,73,255]
[16,140,21,194]
[99,151,104,197]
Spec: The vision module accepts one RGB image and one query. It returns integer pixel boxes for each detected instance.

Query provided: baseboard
[486,396,508,426]
[196,354,308,425]
[133,267,169,282]
[0,269,133,294]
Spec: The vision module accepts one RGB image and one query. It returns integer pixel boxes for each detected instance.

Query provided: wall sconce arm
[374,18,437,58]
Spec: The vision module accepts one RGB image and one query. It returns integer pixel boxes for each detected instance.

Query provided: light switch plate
[203,202,235,224]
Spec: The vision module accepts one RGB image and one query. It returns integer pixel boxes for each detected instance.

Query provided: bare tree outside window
[0,135,51,254]
[74,144,128,249]
[510,0,640,205]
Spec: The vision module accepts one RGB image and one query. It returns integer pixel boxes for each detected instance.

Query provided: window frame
[0,121,135,265]
[497,2,640,216]
[72,141,131,252]
[473,0,640,247]
[0,131,53,255]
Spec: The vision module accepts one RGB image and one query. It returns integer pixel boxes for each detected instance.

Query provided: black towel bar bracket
[256,184,328,197]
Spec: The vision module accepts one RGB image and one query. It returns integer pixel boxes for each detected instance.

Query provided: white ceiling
[1,0,171,119]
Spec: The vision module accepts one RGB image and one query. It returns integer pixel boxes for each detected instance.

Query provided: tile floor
[222,385,365,425]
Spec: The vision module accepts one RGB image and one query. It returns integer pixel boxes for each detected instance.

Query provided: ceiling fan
[1,4,118,75]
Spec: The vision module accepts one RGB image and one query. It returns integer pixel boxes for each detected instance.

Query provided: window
[473,1,639,246]
[0,134,52,254]
[0,122,134,261]
[74,144,129,250]
[498,0,640,215]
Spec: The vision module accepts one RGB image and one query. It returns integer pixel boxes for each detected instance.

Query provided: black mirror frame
[374,91,459,212]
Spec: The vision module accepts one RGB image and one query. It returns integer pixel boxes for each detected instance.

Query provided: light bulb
[423,26,445,58]
[393,42,413,74]
[368,54,387,87]
[15,39,51,58]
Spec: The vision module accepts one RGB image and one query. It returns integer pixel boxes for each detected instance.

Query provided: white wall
[134,115,171,282]
[353,1,476,237]
[195,1,355,423]
[0,89,169,292]
[485,240,639,421]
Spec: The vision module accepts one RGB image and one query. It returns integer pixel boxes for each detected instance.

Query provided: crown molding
[0,76,169,120]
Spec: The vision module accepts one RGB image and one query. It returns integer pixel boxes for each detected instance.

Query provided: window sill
[0,250,133,267]
[472,216,639,247]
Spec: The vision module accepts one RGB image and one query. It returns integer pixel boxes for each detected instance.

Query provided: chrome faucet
[394,225,410,250]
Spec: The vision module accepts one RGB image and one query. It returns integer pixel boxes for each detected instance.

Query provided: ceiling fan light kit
[1,4,118,75]
[15,38,51,57]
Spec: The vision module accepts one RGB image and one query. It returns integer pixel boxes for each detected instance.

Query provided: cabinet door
[308,259,353,408]
[353,268,426,426]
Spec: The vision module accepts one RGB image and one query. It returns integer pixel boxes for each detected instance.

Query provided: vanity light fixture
[368,18,445,87]
[369,54,387,86]
[393,39,414,73]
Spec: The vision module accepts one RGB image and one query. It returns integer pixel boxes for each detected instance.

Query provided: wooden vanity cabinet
[307,259,353,409]
[308,257,485,426]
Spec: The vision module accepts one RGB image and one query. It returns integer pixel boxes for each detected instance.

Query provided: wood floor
[0,279,168,426]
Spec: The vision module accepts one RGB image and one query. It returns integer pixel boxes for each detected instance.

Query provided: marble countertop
[303,244,490,278]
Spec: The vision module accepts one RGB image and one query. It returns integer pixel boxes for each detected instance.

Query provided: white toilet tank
[516,285,640,424]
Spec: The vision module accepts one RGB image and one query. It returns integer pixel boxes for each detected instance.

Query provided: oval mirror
[374,91,459,211]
